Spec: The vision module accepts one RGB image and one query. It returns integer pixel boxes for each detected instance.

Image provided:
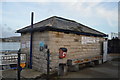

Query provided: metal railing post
[47,49,50,80]
[17,49,21,80]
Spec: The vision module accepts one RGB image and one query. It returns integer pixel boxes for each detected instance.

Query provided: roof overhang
[16,26,108,37]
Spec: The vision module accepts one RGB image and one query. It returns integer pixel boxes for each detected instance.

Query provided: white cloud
[59,2,118,28]
[1,1,118,38]
[95,6,118,27]
[0,3,2,38]
[1,0,119,2]
[1,26,20,38]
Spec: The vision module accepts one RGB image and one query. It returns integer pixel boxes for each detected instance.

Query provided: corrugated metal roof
[17,16,108,37]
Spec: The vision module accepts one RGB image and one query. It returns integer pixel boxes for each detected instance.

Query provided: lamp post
[30,12,34,69]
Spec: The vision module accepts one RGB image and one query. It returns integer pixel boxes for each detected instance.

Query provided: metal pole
[30,12,34,69]
[47,49,50,80]
[17,49,21,80]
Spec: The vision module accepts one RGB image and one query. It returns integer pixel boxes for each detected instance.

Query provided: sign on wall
[21,41,30,48]
[21,42,26,48]
[81,36,100,44]
[39,41,45,47]
[26,41,30,48]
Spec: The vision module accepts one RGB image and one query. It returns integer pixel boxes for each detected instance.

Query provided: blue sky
[0,0,119,38]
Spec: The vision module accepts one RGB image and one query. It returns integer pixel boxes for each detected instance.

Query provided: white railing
[0,54,26,65]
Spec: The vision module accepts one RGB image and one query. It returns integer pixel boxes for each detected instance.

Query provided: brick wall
[48,31,104,71]
[32,31,49,73]
[21,33,30,68]
[20,31,105,73]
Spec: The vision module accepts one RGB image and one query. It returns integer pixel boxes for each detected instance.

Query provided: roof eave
[16,26,108,37]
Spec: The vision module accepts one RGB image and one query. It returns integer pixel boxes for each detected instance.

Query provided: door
[103,41,108,62]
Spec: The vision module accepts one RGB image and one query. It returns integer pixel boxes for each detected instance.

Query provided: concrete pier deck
[1,69,42,79]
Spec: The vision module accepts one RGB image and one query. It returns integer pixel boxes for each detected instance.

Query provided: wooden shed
[17,16,108,73]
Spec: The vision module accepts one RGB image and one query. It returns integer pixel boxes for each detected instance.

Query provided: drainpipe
[30,12,34,69]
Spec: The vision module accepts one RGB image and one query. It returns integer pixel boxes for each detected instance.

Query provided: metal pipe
[30,12,34,69]
[17,49,21,80]
[47,49,50,80]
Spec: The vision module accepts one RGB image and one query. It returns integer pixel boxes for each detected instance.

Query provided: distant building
[108,38,120,54]
[17,16,108,73]
[0,38,2,42]
[111,32,118,39]
[118,32,120,39]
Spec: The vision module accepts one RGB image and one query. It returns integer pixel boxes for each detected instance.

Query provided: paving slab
[1,69,43,79]
[21,69,42,78]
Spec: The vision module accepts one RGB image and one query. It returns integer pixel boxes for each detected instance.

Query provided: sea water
[0,42,20,52]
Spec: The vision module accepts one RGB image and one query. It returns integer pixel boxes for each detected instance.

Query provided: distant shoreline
[0,41,20,42]
[0,36,20,42]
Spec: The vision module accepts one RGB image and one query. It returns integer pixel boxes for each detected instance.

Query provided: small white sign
[21,42,26,48]
[81,36,100,44]
[26,41,30,48]
[21,41,30,48]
